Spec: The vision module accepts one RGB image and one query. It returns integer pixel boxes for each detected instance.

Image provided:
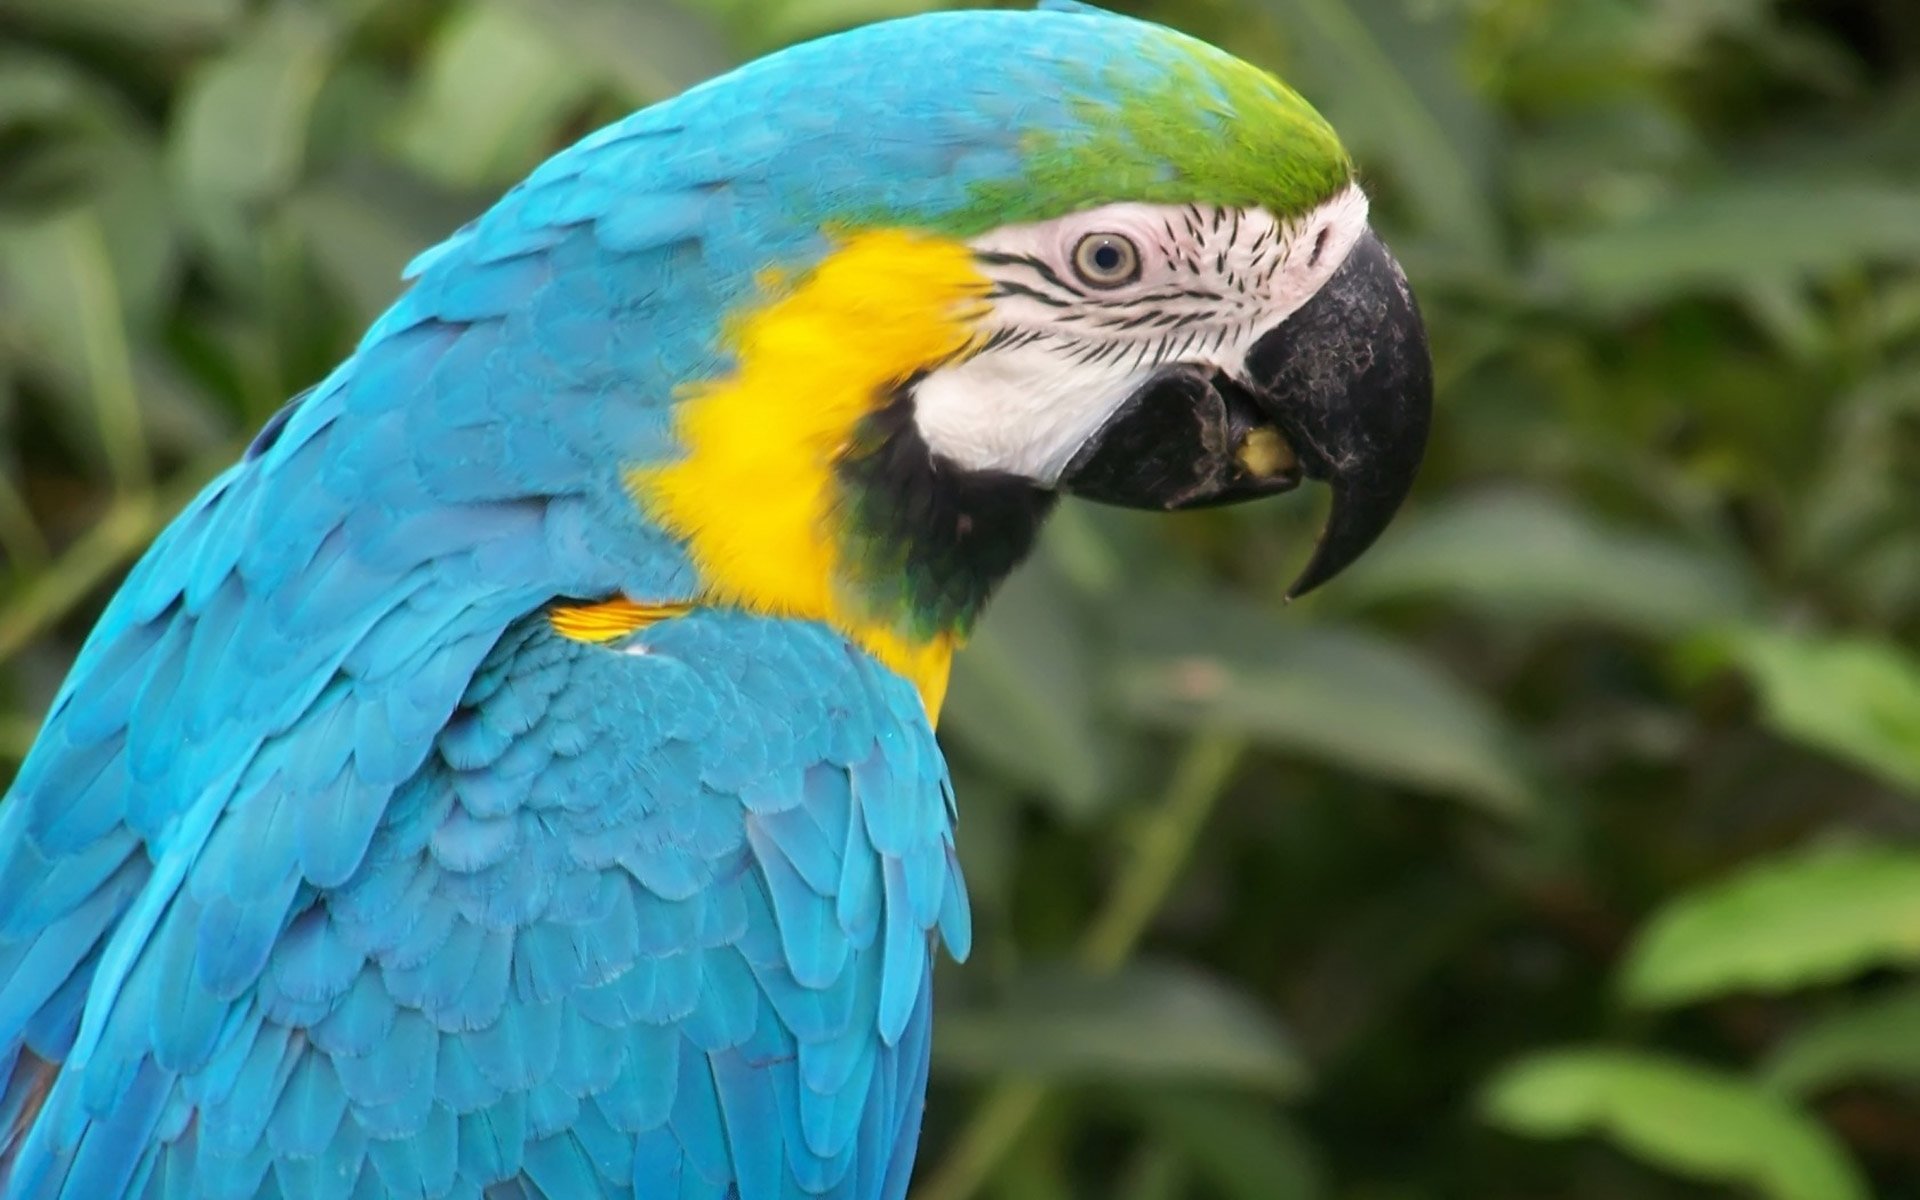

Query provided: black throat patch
[835,379,1056,638]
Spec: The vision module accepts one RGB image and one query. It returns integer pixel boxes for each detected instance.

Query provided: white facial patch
[911,184,1371,483]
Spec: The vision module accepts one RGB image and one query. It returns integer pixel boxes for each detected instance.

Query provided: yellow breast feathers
[627,229,993,722]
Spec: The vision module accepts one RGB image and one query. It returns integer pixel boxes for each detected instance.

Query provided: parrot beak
[1057,228,1433,598]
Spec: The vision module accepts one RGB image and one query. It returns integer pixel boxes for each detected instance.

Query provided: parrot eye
[1070,233,1141,288]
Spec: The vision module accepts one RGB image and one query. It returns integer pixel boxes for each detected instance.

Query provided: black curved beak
[1058,228,1432,598]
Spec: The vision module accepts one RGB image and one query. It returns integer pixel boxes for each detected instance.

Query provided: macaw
[0,4,1430,1198]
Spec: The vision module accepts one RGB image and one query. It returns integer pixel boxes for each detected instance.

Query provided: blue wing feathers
[937,846,974,963]
[0,610,966,1199]
[268,1053,348,1159]
[519,1131,602,1200]
[875,860,921,1048]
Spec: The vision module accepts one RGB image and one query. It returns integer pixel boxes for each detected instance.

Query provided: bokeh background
[3,0,1919,1195]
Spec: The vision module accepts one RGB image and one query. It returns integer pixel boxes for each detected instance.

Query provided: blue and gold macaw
[0,5,1430,1198]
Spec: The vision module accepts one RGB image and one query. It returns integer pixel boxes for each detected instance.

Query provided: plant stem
[1078,734,1246,971]
[0,491,156,666]
[0,444,239,668]
[916,733,1248,1200]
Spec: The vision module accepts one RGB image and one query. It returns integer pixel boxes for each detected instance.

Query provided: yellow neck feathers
[629,229,993,723]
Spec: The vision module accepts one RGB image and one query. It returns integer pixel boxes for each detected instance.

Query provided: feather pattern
[1,608,963,1199]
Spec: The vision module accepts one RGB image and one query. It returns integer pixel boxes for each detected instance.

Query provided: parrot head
[408,3,1432,713]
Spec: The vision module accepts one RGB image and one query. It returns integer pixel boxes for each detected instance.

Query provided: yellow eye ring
[1070,233,1141,288]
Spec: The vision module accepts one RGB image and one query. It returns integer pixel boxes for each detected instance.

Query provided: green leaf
[1622,844,1920,1007]
[1764,987,1920,1096]
[0,50,124,214]
[1483,1049,1869,1200]
[0,53,178,317]
[502,0,735,102]
[0,212,147,491]
[1122,1092,1326,1200]
[1713,627,1920,797]
[0,0,243,45]
[1112,1146,1188,1200]
[1545,183,1920,309]
[290,166,479,323]
[935,962,1308,1095]
[1255,0,1500,259]
[169,7,336,211]
[701,0,941,50]
[0,449,48,577]
[1113,592,1533,817]
[81,148,176,327]
[944,558,1110,817]
[394,0,600,189]
[1338,490,1754,634]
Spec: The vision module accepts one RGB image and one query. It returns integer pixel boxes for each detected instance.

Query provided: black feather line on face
[990,280,1075,308]
[1133,287,1225,304]
[978,249,1079,297]
[835,379,1054,638]
[967,204,1314,389]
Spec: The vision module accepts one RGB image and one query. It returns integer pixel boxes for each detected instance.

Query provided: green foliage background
[3,0,1919,1195]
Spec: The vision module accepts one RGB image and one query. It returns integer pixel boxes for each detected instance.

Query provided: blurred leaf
[1258,0,1500,258]
[395,0,600,188]
[1622,844,1920,1007]
[1483,1049,1870,1200]
[169,7,337,211]
[126,346,229,460]
[0,212,146,490]
[1547,183,1920,309]
[1339,490,1754,633]
[0,0,242,44]
[1712,627,1920,797]
[83,150,177,326]
[1038,501,1123,597]
[701,0,940,49]
[505,0,735,101]
[1763,986,1920,1095]
[1114,593,1533,816]
[0,460,47,576]
[1113,1147,1187,1200]
[0,712,40,761]
[1749,82,1920,182]
[935,962,1307,1095]
[289,186,429,323]
[0,53,177,318]
[0,51,124,214]
[0,367,45,572]
[291,166,479,323]
[944,561,1109,817]
[1122,1092,1326,1200]
[944,765,1018,919]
